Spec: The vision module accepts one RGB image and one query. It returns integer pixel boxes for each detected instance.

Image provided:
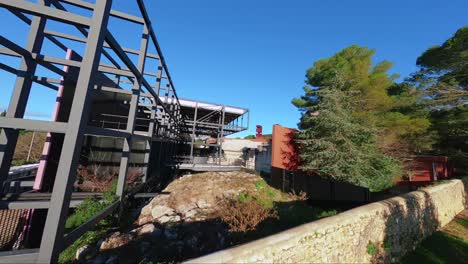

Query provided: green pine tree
[294,75,401,192]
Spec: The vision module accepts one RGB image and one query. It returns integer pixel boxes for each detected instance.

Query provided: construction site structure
[0,0,248,262]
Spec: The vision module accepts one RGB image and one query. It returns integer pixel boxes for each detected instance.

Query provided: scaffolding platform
[178,163,241,172]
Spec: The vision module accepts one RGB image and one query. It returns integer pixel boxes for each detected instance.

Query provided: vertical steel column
[148,62,162,138]
[37,1,113,262]
[218,107,225,165]
[142,97,157,183]
[163,84,170,137]
[116,24,149,198]
[169,91,175,147]
[189,102,198,163]
[0,0,50,196]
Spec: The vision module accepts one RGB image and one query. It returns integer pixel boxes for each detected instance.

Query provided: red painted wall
[271,124,299,171]
[271,124,452,183]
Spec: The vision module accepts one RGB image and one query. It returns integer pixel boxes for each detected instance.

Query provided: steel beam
[0,62,19,75]
[189,102,198,162]
[37,0,113,262]
[44,29,160,59]
[135,0,182,107]
[219,107,225,165]
[0,249,39,264]
[59,0,145,24]
[116,25,149,198]
[143,61,161,181]
[85,126,131,138]
[0,199,83,209]
[0,118,67,133]
[0,0,92,27]
[0,0,50,197]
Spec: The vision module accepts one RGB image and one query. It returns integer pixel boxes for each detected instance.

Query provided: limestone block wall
[187,178,468,263]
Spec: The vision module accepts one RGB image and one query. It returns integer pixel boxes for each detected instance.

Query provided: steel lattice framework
[0,0,184,262]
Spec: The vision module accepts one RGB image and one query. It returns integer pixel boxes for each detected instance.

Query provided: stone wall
[186,178,468,263]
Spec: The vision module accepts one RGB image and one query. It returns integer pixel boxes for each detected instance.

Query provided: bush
[215,197,277,233]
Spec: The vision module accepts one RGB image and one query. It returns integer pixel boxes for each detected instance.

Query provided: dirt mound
[137,171,260,225]
[76,170,269,263]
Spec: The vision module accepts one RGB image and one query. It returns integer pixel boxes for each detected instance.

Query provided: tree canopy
[295,45,432,155]
[291,26,468,191]
[292,45,428,191]
[411,26,468,173]
[411,26,468,106]
[294,76,400,191]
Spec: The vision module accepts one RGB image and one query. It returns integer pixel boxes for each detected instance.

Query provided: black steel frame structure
[0,0,183,262]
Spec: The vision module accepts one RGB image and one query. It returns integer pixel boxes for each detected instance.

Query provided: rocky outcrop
[77,171,262,263]
[137,171,259,226]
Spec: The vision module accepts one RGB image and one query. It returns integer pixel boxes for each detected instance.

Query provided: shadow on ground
[93,200,336,263]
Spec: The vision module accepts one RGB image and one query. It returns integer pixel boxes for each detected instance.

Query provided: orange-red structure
[271,124,300,171]
[270,124,452,185]
[407,156,452,184]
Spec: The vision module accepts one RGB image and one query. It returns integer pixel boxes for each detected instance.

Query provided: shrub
[367,241,376,255]
[75,165,143,193]
[215,197,277,233]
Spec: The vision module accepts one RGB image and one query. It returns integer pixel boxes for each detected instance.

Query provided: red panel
[271,124,300,170]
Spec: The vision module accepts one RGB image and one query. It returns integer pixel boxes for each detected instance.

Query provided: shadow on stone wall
[374,190,440,263]
[83,179,468,263]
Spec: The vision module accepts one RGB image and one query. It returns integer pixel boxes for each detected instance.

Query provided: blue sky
[1,0,467,137]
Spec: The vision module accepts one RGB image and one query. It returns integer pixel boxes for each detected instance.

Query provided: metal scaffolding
[0,0,183,262]
[177,98,249,168]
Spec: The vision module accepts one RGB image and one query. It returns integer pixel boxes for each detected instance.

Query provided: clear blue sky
[1,0,467,137]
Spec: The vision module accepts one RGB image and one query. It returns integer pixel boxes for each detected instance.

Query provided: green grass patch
[456,218,468,228]
[367,241,376,255]
[400,232,468,264]
[59,181,117,264]
[11,159,37,166]
[59,229,108,264]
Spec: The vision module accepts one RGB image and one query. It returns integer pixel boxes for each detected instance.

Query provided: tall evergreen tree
[303,45,432,157]
[293,45,432,191]
[293,75,400,191]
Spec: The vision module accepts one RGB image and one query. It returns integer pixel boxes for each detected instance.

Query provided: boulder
[133,223,162,237]
[151,205,175,219]
[100,232,135,251]
[75,245,91,261]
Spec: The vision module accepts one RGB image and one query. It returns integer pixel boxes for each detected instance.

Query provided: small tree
[293,75,401,191]
[0,110,6,117]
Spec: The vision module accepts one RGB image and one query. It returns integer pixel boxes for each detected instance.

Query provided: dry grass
[214,197,278,232]
[75,165,143,192]
[12,131,47,164]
